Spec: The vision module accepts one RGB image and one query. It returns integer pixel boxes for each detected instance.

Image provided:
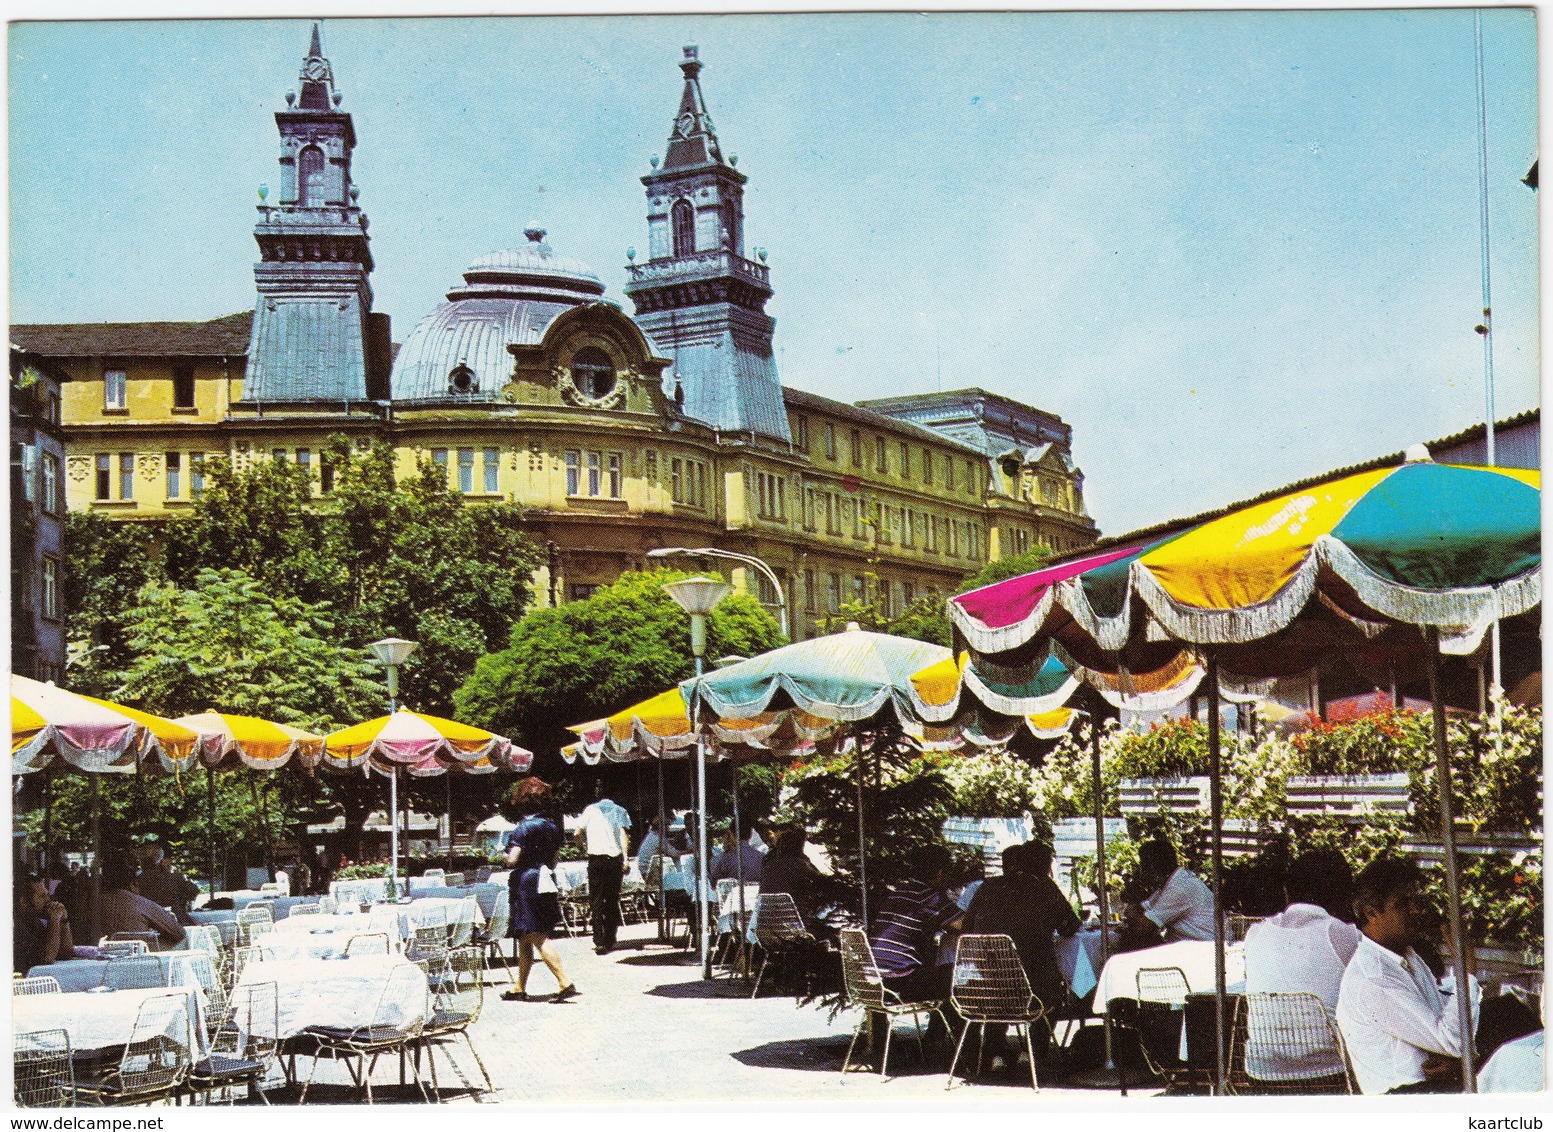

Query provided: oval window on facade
[448,363,478,394]
[571,347,616,400]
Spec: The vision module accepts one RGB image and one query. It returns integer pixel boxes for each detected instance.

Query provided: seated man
[965,842,1080,1016]
[1243,848,1362,1084]
[14,873,76,973]
[868,845,964,1007]
[134,844,201,921]
[1132,838,1215,943]
[97,858,185,949]
[710,826,765,885]
[1335,857,1480,1094]
[756,826,825,928]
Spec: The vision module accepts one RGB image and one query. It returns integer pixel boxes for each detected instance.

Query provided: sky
[6,6,1540,535]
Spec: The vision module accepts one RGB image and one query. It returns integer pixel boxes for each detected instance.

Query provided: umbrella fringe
[946,584,1058,655]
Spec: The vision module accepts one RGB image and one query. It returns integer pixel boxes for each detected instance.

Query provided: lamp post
[647,547,788,639]
[661,575,731,978]
[368,637,418,897]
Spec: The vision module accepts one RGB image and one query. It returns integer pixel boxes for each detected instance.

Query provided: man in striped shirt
[869,845,964,1005]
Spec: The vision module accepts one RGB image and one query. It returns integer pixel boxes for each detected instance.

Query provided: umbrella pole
[446,773,453,872]
[1090,707,1110,972]
[655,753,668,943]
[88,774,102,945]
[389,767,400,901]
[1427,629,1477,1093]
[1206,652,1228,1097]
[205,766,218,893]
[855,737,869,928]
[732,762,746,936]
[697,732,712,978]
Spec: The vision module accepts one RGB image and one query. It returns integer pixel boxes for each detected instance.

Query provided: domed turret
[389,228,606,402]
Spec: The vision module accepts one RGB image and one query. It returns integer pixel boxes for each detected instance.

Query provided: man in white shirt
[1478,1030,1543,1094]
[1243,849,1362,1084]
[1335,857,1480,1094]
[576,788,631,954]
[1135,839,1216,943]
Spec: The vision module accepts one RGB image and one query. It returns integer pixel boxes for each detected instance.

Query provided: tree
[454,568,785,764]
[62,512,165,694]
[958,546,1053,591]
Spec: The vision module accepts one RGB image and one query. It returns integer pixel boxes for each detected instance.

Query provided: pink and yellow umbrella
[176,711,324,772]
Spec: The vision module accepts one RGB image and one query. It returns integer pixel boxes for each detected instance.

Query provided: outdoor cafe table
[233,954,429,1040]
[1056,925,1113,1000]
[27,950,219,995]
[717,883,761,935]
[12,983,210,1059]
[1092,939,1246,1007]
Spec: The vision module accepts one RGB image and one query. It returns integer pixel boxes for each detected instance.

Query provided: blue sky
[7,8,1539,534]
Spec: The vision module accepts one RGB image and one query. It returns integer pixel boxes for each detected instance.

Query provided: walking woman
[501,777,579,1003]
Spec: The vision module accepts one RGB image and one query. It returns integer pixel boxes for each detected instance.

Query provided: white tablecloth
[329,877,412,904]
[1056,927,1113,999]
[1092,939,1246,1008]
[28,952,218,995]
[13,984,209,1058]
[396,896,484,944]
[716,884,761,934]
[234,955,428,1040]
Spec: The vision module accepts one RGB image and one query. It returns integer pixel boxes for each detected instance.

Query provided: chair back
[440,946,486,1025]
[115,991,193,1097]
[237,920,275,948]
[13,1028,73,1107]
[257,882,283,896]
[422,869,446,881]
[229,945,268,988]
[409,926,450,962]
[345,932,392,958]
[105,955,167,991]
[750,893,811,945]
[107,930,161,952]
[1135,966,1192,1006]
[12,976,62,996]
[482,892,511,941]
[444,872,466,887]
[474,866,494,884]
[213,980,279,1070]
[97,939,149,959]
[236,905,275,927]
[645,855,666,888]
[371,961,429,1034]
[716,878,738,903]
[289,903,322,917]
[1236,991,1356,1091]
[319,895,338,914]
[950,933,1042,1021]
[838,928,890,1011]
[183,924,224,957]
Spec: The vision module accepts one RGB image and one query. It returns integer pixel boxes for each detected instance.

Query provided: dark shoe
[594,945,611,955]
[500,990,529,1002]
[550,985,580,1004]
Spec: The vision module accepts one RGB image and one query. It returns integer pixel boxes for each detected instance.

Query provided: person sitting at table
[755,825,825,929]
[1130,838,1215,943]
[501,777,578,1004]
[966,842,1081,1017]
[97,858,185,949]
[134,844,201,922]
[13,873,77,972]
[710,824,764,884]
[867,846,964,1055]
[635,816,666,880]
[1334,856,1480,1094]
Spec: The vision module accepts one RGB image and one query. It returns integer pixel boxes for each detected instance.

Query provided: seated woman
[14,873,76,973]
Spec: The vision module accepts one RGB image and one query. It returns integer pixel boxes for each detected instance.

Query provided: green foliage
[938,748,1050,825]
[334,862,391,880]
[62,512,164,694]
[453,568,784,757]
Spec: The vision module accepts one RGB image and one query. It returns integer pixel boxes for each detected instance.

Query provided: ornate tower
[623,47,790,442]
[243,25,384,403]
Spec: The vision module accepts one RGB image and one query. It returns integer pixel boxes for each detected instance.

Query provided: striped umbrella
[177,711,324,772]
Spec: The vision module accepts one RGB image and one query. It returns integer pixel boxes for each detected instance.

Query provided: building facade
[13,28,1097,642]
[9,350,67,681]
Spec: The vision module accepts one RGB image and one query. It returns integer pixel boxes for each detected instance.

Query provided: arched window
[570,347,616,401]
[724,203,739,253]
[671,199,695,257]
[298,146,326,207]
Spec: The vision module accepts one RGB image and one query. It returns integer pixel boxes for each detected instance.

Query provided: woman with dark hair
[501,777,578,1004]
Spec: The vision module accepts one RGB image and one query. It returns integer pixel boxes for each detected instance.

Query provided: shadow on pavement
[614,950,699,967]
[646,979,752,999]
[730,1035,854,1073]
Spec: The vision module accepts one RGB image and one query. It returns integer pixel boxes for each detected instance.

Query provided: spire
[662,46,724,171]
[296,22,336,112]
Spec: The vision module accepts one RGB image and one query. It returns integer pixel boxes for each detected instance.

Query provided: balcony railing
[625,249,769,289]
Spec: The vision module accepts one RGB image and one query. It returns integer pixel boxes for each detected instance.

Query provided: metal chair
[1230,992,1356,1095]
[443,872,466,888]
[1110,966,1193,1094]
[748,892,816,999]
[73,991,193,1106]
[13,976,62,996]
[474,867,493,884]
[408,926,451,964]
[300,962,431,1104]
[946,934,1049,1091]
[1227,914,1264,944]
[185,980,280,1105]
[289,903,322,917]
[105,955,167,991]
[97,939,150,959]
[14,1028,74,1108]
[416,946,493,1096]
[228,945,269,992]
[106,930,161,952]
[344,933,393,958]
[472,894,514,987]
[236,906,275,948]
[839,928,948,1081]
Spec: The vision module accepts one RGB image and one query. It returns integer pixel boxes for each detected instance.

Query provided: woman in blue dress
[501,777,578,1003]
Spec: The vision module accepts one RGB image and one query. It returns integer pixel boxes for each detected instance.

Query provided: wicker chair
[945,933,1049,1091]
[185,980,280,1105]
[1230,992,1356,1095]
[12,976,63,996]
[299,962,431,1104]
[13,1028,74,1108]
[839,928,948,1081]
[416,946,493,1096]
[748,892,817,999]
[73,991,193,1106]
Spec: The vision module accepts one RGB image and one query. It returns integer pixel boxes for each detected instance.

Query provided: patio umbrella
[323,709,532,890]
[1044,455,1541,1093]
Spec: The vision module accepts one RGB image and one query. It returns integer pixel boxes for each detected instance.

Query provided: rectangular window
[91,452,108,499]
[824,423,837,461]
[804,569,818,614]
[878,582,892,619]
[902,581,915,607]
[41,557,60,621]
[696,463,707,507]
[922,447,933,486]
[903,509,916,548]
[899,441,910,479]
[296,448,311,475]
[569,583,599,602]
[756,471,786,520]
[875,436,887,473]
[165,451,181,500]
[431,448,448,485]
[827,572,841,613]
[825,493,840,535]
[851,575,865,602]
[172,365,195,409]
[966,459,976,495]
[756,572,779,605]
[670,458,683,502]
[944,454,954,489]
[586,451,601,496]
[319,452,335,494]
[191,453,206,498]
[272,448,288,464]
[484,447,500,493]
[104,370,127,411]
[607,453,622,498]
[458,448,475,494]
[849,428,862,467]
[796,415,810,451]
[926,515,940,553]
[41,453,60,515]
[118,453,134,501]
[565,450,581,496]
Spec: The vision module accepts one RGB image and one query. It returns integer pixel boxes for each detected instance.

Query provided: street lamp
[368,637,418,896]
[647,547,789,639]
[661,575,730,978]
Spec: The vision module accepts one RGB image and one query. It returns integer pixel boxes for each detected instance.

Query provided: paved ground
[263,919,1162,1107]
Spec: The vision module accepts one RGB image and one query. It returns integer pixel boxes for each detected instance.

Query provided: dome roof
[389,229,606,402]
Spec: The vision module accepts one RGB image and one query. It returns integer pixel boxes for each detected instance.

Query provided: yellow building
[15,29,1097,641]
